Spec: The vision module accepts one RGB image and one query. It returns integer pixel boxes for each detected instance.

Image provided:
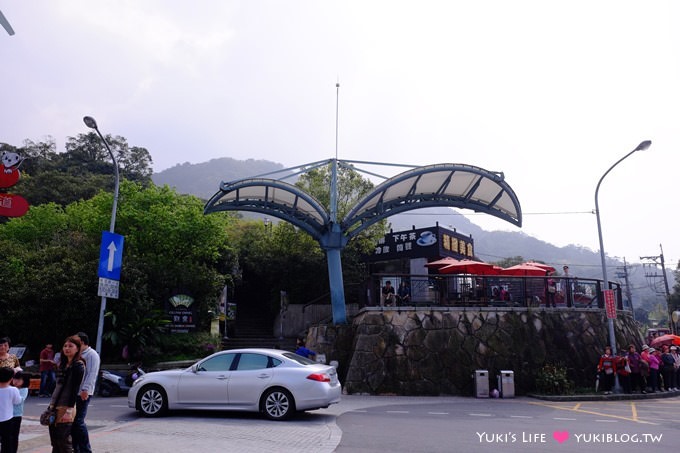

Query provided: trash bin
[473,370,489,398]
[497,370,515,398]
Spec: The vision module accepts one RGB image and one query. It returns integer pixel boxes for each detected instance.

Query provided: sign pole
[85,116,121,355]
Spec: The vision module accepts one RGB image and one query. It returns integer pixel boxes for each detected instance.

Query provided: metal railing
[371,273,624,310]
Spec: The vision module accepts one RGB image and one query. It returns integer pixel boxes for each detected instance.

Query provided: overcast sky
[2,1,679,270]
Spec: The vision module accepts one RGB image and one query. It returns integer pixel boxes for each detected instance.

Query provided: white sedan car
[127,348,341,420]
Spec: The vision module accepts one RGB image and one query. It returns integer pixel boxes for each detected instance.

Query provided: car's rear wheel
[137,385,168,417]
[261,387,295,421]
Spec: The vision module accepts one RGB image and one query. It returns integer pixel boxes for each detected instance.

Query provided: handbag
[547,286,556,294]
[40,365,67,426]
[40,407,56,426]
[54,405,76,424]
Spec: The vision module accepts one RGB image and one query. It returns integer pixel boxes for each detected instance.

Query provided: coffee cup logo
[416,231,437,246]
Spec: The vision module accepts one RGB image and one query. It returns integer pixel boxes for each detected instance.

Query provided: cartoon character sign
[0,151,24,188]
[0,150,29,217]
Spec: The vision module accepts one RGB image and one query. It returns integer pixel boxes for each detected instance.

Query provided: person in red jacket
[615,351,631,394]
[597,346,616,394]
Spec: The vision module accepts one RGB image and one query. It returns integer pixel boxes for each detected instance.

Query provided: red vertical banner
[604,289,616,319]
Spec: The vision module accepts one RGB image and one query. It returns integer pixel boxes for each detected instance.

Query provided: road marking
[427,412,449,415]
[527,401,658,425]
[386,410,410,414]
[573,403,581,410]
[630,402,638,422]
[595,420,618,423]
[510,415,532,418]
[349,410,367,413]
[469,413,493,417]
[553,417,576,421]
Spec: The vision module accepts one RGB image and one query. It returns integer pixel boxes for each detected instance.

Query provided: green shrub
[152,332,222,363]
[534,363,574,395]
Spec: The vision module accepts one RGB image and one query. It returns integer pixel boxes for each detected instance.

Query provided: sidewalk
[20,417,110,452]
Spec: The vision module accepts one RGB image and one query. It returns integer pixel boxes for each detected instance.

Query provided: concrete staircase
[221,316,297,352]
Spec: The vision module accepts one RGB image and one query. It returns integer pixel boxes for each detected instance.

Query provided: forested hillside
[152,158,287,200]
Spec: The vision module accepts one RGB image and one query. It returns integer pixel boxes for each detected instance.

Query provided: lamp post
[84,116,120,354]
[595,140,651,360]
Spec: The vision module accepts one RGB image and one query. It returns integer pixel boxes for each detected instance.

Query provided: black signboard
[166,294,197,333]
[367,225,474,262]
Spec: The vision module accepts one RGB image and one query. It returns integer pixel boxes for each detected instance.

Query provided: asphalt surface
[17,390,680,453]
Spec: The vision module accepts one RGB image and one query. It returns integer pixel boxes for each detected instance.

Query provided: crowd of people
[597,343,680,395]
[0,333,100,453]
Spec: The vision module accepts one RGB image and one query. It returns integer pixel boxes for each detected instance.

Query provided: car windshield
[283,352,318,366]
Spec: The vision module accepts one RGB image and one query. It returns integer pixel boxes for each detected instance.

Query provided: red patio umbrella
[500,264,548,276]
[425,257,460,269]
[650,334,680,348]
[523,261,556,273]
[438,259,501,275]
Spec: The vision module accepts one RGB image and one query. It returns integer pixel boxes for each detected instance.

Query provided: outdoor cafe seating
[372,260,619,311]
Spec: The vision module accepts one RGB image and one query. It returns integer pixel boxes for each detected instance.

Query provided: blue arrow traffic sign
[98,231,124,281]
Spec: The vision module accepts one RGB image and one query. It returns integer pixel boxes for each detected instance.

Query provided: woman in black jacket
[48,335,85,452]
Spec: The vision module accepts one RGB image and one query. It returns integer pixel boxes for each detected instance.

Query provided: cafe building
[366,223,475,305]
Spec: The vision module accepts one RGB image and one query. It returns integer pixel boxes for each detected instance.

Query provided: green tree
[11,134,153,208]
[669,262,680,313]
[295,163,375,220]
[0,182,238,360]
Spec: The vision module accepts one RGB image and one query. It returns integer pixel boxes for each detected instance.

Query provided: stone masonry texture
[307,309,640,396]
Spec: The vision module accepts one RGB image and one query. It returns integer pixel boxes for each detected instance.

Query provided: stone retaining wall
[307,308,640,396]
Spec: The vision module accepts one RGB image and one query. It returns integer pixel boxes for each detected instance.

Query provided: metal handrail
[369,273,624,310]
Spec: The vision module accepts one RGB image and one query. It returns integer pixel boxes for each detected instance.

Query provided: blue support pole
[325,247,347,324]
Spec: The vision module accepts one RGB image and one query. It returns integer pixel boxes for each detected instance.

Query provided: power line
[400,210,592,216]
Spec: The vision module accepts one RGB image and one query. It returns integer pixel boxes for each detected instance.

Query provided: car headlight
[131,375,145,387]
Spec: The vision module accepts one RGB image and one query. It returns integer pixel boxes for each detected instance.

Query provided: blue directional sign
[98,231,124,281]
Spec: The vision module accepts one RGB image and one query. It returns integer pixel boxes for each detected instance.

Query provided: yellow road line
[573,403,581,410]
[527,401,657,425]
[630,402,638,422]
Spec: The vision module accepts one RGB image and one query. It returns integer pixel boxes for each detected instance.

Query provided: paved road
[335,397,679,452]
[18,394,680,452]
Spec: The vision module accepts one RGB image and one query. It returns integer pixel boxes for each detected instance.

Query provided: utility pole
[640,244,672,333]
[615,258,634,320]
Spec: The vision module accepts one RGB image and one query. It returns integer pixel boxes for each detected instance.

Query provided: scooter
[98,366,145,397]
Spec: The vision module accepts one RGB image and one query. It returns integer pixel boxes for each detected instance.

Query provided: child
[10,371,29,453]
[0,366,22,453]
[295,338,317,360]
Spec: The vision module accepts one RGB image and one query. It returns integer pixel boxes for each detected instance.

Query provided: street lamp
[595,140,651,359]
[84,116,120,354]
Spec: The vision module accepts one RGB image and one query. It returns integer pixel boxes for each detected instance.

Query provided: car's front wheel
[261,387,295,421]
[137,385,168,417]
